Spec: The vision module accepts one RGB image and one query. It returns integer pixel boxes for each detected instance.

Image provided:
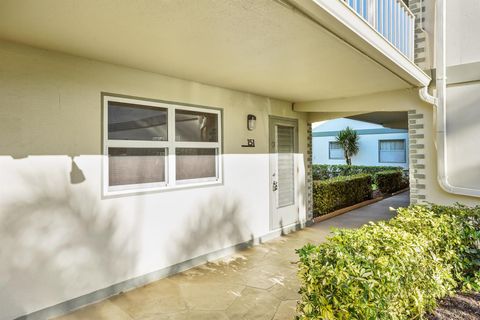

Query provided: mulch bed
[426,292,480,320]
[372,189,382,199]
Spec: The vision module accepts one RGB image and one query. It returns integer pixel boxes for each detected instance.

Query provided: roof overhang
[294,88,430,123]
[0,0,430,102]
[291,0,431,88]
[347,112,408,129]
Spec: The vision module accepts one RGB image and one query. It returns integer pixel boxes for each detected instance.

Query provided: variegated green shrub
[296,205,480,320]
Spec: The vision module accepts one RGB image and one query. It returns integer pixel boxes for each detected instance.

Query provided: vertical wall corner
[408,109,427,204]
[306,123,313,220]
[409,0,429,70]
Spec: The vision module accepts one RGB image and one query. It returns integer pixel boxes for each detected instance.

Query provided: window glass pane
[109,147,166,186]
[380,140,405,151]
[175,109,218,142]
[330,142,342,149]
[329,142,344,159]
[108,101,168,141]
[379,140,406,163]
[176,148,216,180]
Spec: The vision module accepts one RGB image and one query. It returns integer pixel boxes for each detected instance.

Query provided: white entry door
[269,116,299,230]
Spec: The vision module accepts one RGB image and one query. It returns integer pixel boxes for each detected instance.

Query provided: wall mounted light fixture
[247,114,256,131]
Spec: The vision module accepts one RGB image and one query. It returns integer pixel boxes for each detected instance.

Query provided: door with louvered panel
[269,116,299,231]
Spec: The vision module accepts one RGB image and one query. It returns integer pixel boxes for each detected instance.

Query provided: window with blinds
[379,139,406,163]
[103,95,222,194]
[277,125,295,207]
[329,141,345,159]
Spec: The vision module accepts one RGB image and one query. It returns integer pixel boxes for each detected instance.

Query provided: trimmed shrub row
[376,170,408,194]
[312,170,407,217]
[296,204,480,320]
[313,174,372,217]
[312,164,404,181]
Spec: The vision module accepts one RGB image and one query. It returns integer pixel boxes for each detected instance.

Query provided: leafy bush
[376,170,404,194]
[313,174,372,217]
[428,204,480,291]
[312,164,404,181]
[296,205,480,320]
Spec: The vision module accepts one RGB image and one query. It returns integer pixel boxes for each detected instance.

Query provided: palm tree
[336,126,360,165]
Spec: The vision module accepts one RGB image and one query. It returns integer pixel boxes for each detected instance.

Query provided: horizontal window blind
[379,139,406,163]
[329,141,344,159]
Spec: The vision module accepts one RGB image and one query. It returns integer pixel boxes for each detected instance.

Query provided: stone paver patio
[54,192,409,320]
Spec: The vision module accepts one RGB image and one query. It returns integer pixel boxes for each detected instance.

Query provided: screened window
[108,148,166,186]
[379,139,406,163]
[108,101,168,141]
[175,110,218,142]
[103,96,222,194]
[329,141,344,160]
[176,148,217,181]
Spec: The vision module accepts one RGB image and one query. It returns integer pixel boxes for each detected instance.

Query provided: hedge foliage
[312,164,404,181]
[376,170,407,194]
[296,205,480,320]
[313,174,372,217]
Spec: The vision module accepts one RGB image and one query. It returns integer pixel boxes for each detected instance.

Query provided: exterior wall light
[247,114,256,131]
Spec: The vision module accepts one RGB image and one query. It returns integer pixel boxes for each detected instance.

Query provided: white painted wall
[420,0,480,196]
[312,119,409,168]
[443,1,480,192]
[421,0,480,68]
[0,40,308,320]
[445,82,480,190]
[445,0,480,67]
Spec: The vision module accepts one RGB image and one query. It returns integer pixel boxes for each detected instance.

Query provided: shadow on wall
[0,161,255,320]
[0,170,138,320]
[167,193,251,274]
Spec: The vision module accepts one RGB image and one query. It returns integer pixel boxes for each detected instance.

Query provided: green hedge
[313,174,372,217]
[296,205,480,320]
[312,164,404,181]
[376,170,406,194]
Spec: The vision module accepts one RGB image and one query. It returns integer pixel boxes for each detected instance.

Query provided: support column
[408,109,427,204]
[409,0,428,69]
[306,123,313,221]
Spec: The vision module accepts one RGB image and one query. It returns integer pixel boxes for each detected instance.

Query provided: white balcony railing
[342,0,415,61]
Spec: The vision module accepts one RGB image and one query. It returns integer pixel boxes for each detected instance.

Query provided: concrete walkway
[55,192,410,320]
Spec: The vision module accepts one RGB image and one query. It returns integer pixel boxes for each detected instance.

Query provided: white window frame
[103,95,223,196]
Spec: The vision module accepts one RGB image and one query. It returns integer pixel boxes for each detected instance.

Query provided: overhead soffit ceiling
[0,0,410,102]
[348,112,408,129]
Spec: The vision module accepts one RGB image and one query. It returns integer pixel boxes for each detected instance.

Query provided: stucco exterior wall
[304,88,480,207]
[412,104,480,206]
[0,40,308,320]
[411,0,480,70]
[445,0,480,67]
[413,0,480,200]
[442,0,480,196]
[312,118,409,168]
[410,0,434,70]
[313,132,409,168]
[444,82,480,192]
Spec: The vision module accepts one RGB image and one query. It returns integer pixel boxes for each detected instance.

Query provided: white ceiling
[348,112,408,129]
[0,0,411,102]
